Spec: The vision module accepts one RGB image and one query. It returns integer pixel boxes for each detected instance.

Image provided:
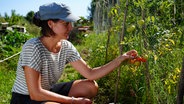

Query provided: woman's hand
[122,50,138,60]
[73,97,92,104]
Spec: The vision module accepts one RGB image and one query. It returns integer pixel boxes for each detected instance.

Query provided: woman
[10,2,138,104]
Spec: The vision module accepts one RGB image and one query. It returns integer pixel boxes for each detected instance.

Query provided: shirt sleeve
[65,41,81,63]
[20,42,42,72]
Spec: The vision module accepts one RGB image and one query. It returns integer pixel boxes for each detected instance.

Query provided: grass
[59,64,82,82]
[0,66,15,104]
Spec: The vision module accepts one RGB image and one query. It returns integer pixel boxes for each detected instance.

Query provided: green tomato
[177,30,182,35]
[138,19,144,26]
[127,25,135,32]
[134,61,141,66]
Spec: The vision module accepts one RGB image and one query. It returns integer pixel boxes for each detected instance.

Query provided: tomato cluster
[129,53,147,66]
[134,57,146,62]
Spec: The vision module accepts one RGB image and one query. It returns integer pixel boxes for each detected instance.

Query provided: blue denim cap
[38,2,79,22]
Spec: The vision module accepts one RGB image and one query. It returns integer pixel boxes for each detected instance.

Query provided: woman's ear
[47,20,53,29]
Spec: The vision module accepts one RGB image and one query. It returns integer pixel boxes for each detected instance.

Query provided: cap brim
[62,14,80,22]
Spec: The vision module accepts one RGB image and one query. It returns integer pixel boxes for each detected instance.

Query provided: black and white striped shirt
[12,38,81,95]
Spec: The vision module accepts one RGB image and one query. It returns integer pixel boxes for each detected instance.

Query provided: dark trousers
[10,81,74,104]
[10,92,44,104]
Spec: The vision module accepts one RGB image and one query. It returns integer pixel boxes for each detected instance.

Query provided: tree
[25,11,35,23]
[87,0,96,21]
[0,16,6,23]
[8,10,22,25]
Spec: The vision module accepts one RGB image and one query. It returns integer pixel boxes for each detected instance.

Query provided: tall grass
[0,61,17,103]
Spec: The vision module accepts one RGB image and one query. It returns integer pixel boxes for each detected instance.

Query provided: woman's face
[49,20,73,39]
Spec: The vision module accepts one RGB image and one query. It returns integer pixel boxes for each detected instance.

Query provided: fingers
[126,50,137,55]
[75,97,92,104]
[126,50,138,59]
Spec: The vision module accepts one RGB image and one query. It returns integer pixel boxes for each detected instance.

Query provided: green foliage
[4,10,22,26]
[0,16,6,23]
[0,31,33,58]
[87,0,184,103]
[0,9,40,37]
[83,33,106,66]
[25,23,41,36]
[0,30,34,103]
[68,17,93,45]
[59,65,82,82]
[1,31,31,47]
[79,33,117,103]
[0,66,16,104]
[79,30,183,103]
[25,11,34,23]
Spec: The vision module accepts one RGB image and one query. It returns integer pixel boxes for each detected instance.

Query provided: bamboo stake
[114,0,129,103]
[119,0,128,54]
[141,5,151,102]
[174,0,176,24]
[105,0,112,62]
[105,0,116,62]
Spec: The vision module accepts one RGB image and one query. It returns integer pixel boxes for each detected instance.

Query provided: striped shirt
[12,38,81,95]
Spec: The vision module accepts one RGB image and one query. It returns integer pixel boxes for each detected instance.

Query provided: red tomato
[135,57,146,62]
[140,57,146,62]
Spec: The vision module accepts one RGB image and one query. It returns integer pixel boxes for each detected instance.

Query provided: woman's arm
[24,66,91,104]
[24,66,72,103]
[70,50,137,80]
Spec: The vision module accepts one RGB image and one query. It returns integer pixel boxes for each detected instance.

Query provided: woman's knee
[68,79,98,98]
[87,80,99,95]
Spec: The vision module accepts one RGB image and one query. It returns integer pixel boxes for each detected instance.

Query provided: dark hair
[33,15,59,37]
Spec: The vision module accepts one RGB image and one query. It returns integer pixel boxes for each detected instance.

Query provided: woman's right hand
[73,97,92,104]
[122,49,138,60]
